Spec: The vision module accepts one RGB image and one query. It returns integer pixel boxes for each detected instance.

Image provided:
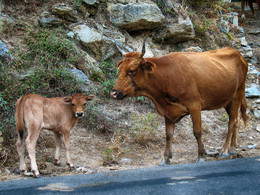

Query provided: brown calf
[15,93,94,177]
[111,40,248,164]
[241,0,260,18]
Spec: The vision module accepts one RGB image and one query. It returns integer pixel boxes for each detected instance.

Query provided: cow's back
[149,47,248,110]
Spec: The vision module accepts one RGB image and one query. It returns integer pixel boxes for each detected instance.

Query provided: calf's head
[63,93,95,117]
[111,40,156,100]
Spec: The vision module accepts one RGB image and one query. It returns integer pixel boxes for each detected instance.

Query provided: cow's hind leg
[221,99,240,157]
[54,132,62,166]
[26,124,41,178]
[160,117,175,165]
[16,130,26,175]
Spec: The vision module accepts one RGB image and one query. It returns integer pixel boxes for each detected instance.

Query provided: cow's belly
[201,84,237,110]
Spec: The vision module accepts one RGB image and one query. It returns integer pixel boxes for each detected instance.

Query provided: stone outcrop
[108,3,165,31]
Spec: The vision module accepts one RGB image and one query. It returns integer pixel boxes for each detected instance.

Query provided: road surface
[0,156,259,194]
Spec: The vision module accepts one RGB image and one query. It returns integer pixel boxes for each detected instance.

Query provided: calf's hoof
[32,170,40,178]
[67,163,75,170]
[54,159,61,166]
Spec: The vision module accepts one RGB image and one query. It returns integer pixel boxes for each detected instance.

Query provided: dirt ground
[1,1,260,182]
[1,95,259,181]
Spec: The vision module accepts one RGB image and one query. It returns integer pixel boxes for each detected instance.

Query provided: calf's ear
[63,97,72,104]
[86,95,95,101]
[141,61,156,72]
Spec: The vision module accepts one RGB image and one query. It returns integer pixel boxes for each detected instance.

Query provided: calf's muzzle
[76,112,84,118]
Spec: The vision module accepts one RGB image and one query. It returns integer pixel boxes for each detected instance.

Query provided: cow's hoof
[219,152,229,158]
[197,158,206,163]
[229,150,236,156]
[159,159,170,166]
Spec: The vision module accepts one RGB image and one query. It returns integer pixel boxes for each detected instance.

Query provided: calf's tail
[16,96,26,140]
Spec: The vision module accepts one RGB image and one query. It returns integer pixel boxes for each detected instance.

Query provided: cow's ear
[86,95,95,101]
[117,60,123,68]
[63,97,72,104]
[141,61,156,72]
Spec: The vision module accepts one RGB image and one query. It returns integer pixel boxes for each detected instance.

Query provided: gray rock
[239,45,253,58]
[39,16,63,27]
[66,68,90,92]
[0,40,12,62]
[109,3,165,31]
[246,84,260,98]
[247,144,257,149]
[83,0,100,5]
[52,3,78,22]
[158,17,195,43]
[73,24,125,60]
[0,15,15,33]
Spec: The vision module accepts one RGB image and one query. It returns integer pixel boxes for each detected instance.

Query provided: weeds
[98,60,118,98]
[130,112,160,145]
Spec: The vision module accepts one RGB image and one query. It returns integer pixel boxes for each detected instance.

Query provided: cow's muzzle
[110,90,125,100]
[76,112,84,118]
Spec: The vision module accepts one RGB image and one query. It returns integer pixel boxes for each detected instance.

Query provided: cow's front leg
[54,132,62,166]
[161,117,175,165]
[63,132,74,169]
[190,106,207,161]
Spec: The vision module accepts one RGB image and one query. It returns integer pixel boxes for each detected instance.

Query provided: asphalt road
[0,156,259,195]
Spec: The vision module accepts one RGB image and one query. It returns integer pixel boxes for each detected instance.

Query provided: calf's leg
[26,124,41,178]
[63,132,74,168]
[54,132,62,165]
[16,130,26,174]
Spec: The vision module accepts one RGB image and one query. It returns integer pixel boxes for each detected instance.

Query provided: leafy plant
[130,112,160,145]
[98,60,118,97]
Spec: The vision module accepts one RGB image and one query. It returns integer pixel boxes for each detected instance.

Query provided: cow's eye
[129,70,136,75]
[72,103,75,107]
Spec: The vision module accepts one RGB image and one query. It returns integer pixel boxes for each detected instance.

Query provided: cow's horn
[140,38,146,57]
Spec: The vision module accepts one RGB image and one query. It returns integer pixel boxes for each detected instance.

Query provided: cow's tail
[15,95,26,140]
[239,51,248,127]
[240,94,248,126]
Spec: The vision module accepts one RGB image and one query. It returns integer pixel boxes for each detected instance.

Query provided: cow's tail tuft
[16,96,26,139]
[240,94,248,127]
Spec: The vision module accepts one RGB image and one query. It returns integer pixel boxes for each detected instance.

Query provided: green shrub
[98,60,118,98]
[130,112,160,145]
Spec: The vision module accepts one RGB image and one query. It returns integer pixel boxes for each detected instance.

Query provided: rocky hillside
[0,0,259,179]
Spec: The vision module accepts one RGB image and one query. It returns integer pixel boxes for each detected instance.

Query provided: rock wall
[0,0,259,115]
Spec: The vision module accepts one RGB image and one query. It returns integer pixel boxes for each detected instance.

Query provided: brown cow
[241,0,260,18]
[15,93,94,177]
[111,41,248,164]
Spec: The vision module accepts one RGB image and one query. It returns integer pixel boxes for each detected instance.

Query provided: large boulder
[163,17,195,43]
[51,3,78,22]
[0,15,14,34]
[73,24,126,61]
[108,3,165,31]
